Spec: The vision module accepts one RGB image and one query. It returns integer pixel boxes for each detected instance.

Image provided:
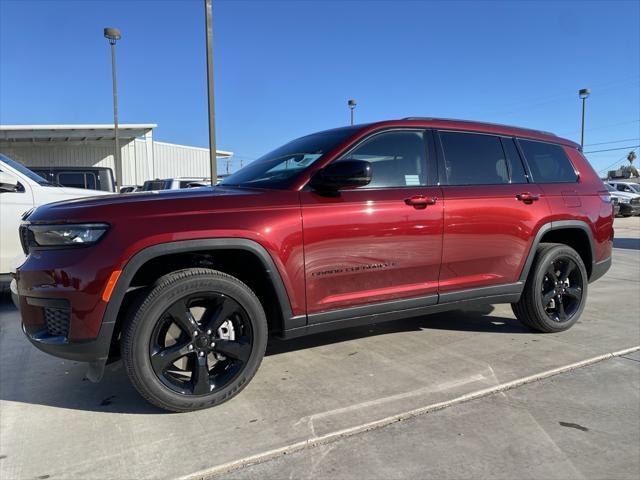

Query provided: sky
[0,0,639,175]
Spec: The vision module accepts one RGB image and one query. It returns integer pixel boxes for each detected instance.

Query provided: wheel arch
[519,220,596,283]
[100,239,296,362]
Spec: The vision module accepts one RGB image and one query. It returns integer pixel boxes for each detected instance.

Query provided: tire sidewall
[530,245,588,332]
[125,270,267,411]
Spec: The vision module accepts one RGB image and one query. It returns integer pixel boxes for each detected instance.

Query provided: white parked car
[138,177,212,191]
[607,180,640,195]
[0,154,111,285]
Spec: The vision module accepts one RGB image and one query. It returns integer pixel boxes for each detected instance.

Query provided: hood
[25,185,278,223]
[610,190,640,200]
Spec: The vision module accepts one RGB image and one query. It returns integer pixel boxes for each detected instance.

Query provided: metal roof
[0,124,157,143]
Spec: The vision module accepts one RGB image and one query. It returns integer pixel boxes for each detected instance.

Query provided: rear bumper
[590,256,611,283]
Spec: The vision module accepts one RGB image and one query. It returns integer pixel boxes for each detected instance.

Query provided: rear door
[300,129,443,317]
[436,131,549,295]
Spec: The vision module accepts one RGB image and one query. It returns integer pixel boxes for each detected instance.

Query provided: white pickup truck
[0,154,111,286]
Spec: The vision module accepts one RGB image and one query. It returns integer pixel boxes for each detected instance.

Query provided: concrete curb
[180,345,640,480]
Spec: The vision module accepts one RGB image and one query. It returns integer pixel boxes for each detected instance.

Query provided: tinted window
[220,126,360,189]
[501,138,528,183]
[85,173,97,190]
[340,130,429,188]
[0,154,52,185]
[518,140,577,183]
[440,132,509,185]
[58,172,85,189]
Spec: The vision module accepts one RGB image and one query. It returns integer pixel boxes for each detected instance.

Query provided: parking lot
[1,217,638,480]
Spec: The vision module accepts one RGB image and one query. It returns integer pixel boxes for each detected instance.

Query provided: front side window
[339,130,430,188]
[220,126,360,189]
[518,139,578,183]
[439,132,510,185]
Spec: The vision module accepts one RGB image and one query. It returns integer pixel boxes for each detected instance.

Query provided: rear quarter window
[518,139,578,183]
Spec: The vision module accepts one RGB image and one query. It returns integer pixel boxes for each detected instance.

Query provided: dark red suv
[14,118,614,411]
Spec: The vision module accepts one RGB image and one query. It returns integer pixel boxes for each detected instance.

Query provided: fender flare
[91,239,295,375]
[518,220,596,283]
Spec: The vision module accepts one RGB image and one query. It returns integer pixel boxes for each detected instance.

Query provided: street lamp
[579,88,590,149]
[348,99,357,125]
[104,27,122,190]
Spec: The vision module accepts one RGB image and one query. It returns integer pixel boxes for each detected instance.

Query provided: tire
[121,268,267,412]
[512,243,588,333]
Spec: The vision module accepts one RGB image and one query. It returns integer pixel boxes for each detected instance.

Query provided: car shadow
[0,295,529,415]
[266,305,529,356]
[613,237,640,251]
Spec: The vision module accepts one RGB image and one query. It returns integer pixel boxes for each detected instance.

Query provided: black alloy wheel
[540,256,584,323]
[150,293,253,396]
[122,268,268,412]
[512,243,588,333]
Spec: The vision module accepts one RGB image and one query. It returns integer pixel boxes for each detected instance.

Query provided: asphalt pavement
[0,217,638,480]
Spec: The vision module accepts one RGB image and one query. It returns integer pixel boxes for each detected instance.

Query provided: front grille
[43,307,70,337]
[631,198,640,205]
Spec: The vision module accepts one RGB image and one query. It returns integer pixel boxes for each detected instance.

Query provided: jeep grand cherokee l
[13,118,614,412]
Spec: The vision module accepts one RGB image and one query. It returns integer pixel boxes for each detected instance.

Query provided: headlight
[619,198,631,204]
[26,223,109,247]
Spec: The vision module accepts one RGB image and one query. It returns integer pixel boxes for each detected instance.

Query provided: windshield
[0,154,53,186]
[220,127,360,189]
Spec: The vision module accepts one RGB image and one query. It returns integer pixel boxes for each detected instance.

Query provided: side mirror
[0,171,20,193]
[310,160,372,192]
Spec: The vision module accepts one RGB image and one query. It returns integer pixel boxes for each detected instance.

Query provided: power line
[597,147,639,173]
[584,137,640,147]
[584,145,640,154]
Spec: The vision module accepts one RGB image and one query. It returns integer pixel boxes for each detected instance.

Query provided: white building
[0,124,233,188]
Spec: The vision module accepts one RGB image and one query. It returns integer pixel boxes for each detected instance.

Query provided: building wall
[0,139,223,187]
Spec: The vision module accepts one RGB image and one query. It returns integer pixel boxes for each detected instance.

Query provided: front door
[300,129,443,318]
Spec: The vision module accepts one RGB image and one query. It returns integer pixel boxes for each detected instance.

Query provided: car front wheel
[121,268,267,412]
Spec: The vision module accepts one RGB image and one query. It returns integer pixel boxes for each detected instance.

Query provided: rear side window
[518,140,577,183]
[439,132,509,185]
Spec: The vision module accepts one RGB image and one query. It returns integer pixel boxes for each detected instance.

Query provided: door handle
[516,192,540,203]
[404,195,437,209]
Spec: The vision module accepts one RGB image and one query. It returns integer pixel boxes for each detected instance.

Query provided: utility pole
[205,0,217,185]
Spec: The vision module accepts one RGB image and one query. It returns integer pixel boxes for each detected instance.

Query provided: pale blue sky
[1,0,638,174]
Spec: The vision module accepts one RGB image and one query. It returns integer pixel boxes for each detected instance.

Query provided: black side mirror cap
[310,160,372,192]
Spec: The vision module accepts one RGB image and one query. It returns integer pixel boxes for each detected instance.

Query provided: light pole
[579,88,590,149]
[104,27,122,190]
[204,0,217,185]
[348,99,357,125]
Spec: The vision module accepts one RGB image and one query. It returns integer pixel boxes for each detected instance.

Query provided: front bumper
[18,294,113,364]
[619,203,640,216]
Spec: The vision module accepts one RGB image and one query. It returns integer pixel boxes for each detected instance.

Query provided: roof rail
[402,117,557,137]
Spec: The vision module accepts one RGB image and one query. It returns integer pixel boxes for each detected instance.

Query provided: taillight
[598,191,612,203]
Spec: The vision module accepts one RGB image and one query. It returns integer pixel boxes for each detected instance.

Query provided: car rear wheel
[512,243,588,333]
[122,268,267,412]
